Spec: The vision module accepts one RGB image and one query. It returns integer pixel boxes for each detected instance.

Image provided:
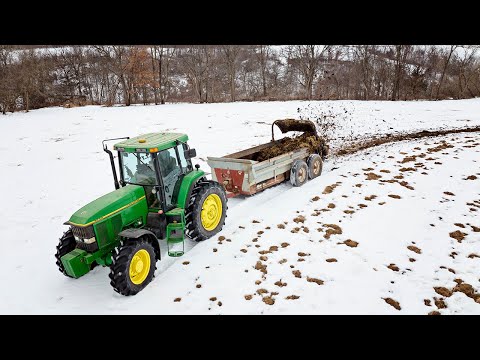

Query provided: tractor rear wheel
[185,181,227,242]
[55,229,76,277]
[109,238,157,296]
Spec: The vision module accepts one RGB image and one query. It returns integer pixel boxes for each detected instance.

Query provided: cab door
[156,145,189,210]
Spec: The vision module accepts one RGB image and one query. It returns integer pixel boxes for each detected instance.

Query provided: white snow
[0,99,479,314]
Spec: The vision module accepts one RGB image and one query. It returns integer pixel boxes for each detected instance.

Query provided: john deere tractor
[55,133,227,296]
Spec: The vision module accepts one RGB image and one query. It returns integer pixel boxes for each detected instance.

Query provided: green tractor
[55,133,228,295]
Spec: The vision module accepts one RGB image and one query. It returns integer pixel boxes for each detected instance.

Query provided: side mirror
[185,148,197,159]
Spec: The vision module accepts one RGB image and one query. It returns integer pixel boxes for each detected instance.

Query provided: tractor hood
[67,185,146,226]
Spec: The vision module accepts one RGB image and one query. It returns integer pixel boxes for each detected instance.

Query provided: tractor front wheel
[186,181,227,241]
[109,238,157,296]
[55,229,76,277]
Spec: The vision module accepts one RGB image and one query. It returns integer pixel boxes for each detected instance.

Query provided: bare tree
[436,45,458,99]
[0,46,16,114]
[455,45,479,98]
[353,45,377,100]
[221,45,240,102]
[93,46,135,106]
[391,45,413,100]
[150,47,159,104]
[1,44,480,111]
[179,46,212,103]
[153,46,176,104]
[254,45,271,97]
[17,50,41,112]
[287,45,331,100]
[55,46,91,106]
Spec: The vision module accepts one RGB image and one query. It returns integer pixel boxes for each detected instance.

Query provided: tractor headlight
[84,236,96,244]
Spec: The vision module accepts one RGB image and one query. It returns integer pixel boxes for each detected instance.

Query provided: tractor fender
[118,228,161,260]
[176,170,206,209]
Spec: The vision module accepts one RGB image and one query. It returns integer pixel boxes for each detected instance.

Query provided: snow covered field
[0,99,479,314]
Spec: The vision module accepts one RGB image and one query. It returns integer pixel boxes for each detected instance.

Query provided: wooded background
[1,45,478,113]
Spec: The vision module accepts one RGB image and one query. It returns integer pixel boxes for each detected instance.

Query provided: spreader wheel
[307,154,323,179]
[290,159,309,187]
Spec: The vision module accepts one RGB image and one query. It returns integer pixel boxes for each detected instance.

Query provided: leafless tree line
[0,45,479,114]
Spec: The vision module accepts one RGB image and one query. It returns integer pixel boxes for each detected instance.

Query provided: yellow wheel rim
[129,249,151,285]
[201,194,223,231]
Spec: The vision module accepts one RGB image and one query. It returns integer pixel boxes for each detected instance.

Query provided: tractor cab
[111,133,196,212]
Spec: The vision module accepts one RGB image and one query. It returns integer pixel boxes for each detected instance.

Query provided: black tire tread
[109,238,157,296]
[307,153,323,179]
[185,179,228,242]
[290,159,309,187]
[55,229,76,277]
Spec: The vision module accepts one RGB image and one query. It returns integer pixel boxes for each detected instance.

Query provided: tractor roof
[114,132,188,153]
